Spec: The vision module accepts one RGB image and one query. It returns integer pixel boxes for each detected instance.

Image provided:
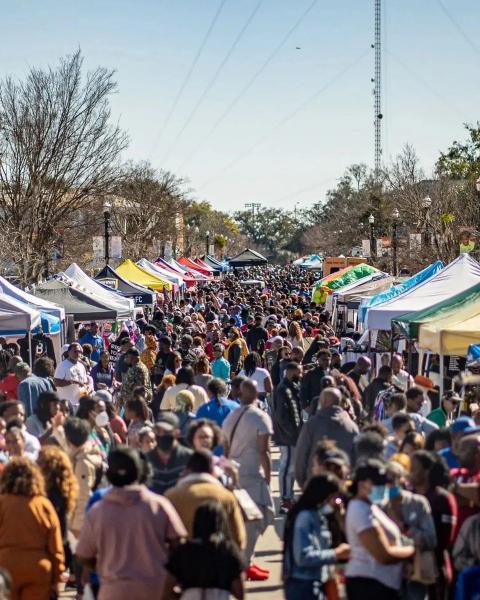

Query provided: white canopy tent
[0,275,65,321]
[64,263,134,319]
[0,294,42,336]
[137,258,185,289]
[365,254,480,330]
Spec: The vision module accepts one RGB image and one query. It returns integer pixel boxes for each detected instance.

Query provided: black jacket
[272,378,302,446]
[246,326,268,352]
[299,367,327,413]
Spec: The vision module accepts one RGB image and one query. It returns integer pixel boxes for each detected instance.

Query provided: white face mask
[95,411,109,428]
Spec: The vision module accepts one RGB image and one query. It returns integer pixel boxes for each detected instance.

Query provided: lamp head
[392,208,400,220]
[422,196,432,209]
[368,214,375,225]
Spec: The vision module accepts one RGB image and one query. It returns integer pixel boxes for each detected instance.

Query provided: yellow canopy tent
[418,302,480,356]
[116,260,172,291]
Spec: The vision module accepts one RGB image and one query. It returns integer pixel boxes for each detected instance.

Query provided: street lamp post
[206,230,210,256]
[422,196,432,248]
[103,201,111,265]
[392,207,399,276]
[368,214,375,259]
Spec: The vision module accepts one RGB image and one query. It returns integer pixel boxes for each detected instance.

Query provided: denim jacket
[284,509,336,581]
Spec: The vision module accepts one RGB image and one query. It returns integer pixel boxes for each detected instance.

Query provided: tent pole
[439,351,444,397]
[407,338,413,385]
[28,331,33,367]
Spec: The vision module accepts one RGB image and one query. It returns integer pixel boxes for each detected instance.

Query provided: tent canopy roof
[33,279,118,321]
[95,265,156,305]
[65,263,134,318]
[228,248,268,267]
[359,261,444,324]
[334,273,393,304]
[137,259,184,288]
[365,255,479,330]
[419,308,480,356]
[0,275,65,321]
[393,281,480,338]
[116,260,173,291]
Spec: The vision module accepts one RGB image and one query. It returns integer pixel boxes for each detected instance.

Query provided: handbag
[227,407,262,522]
[410,549,438,585]
[233,488,263,521]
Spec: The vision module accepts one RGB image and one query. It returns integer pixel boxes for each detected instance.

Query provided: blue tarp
[40,312,61,334]
[358,261,444,324]
[467,344,480,362]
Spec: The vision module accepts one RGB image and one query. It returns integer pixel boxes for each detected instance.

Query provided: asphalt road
[61,448,285,599]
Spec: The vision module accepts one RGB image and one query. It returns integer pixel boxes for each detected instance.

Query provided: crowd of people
[0,265,477,599]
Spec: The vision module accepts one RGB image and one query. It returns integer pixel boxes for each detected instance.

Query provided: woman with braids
[0,457,65,599]
[162,499,245,600]
[37,445,79,575]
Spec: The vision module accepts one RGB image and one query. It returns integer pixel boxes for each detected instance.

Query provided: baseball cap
[155,412,180,432]
[443,390,462,402]
[450,416,475,433]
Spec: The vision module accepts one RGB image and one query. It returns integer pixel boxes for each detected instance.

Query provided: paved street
[246,447,284,599]
[61,448,285,599]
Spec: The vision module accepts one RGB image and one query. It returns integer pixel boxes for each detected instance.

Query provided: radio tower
[373,0,382,178]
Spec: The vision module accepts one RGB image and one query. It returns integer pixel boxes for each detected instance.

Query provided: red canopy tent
[154,258,197,288]
[178,257,213,278]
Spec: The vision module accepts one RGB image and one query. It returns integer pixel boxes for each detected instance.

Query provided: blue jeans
[279,445,296,501]
[285,578,324,600]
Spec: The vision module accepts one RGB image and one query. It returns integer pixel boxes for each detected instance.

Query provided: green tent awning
[321,263,379,292]
[393,282,480,338]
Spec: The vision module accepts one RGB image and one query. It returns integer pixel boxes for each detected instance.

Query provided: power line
[436,0,480,57]
[198,49,369,191]
[149,0,228,156]
[275,177,337,204]
[386,49,467,119]
[159,0,265,166]
[177,0,319,172]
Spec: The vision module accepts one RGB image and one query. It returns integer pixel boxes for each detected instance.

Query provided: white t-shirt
[238,367,270,393]
[345,498,403,590]
[54,359,88,409]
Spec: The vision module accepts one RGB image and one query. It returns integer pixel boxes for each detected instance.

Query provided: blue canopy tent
[358,261,444,324]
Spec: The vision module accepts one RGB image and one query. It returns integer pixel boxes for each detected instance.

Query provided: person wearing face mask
[384,462,437,600]
[283,473,350,600]
[273,362,303,514]
[345,459,415,599]
[76,396,114,460]
[146,412,193,495]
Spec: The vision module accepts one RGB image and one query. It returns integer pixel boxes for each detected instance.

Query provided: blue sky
[2,0,479,213]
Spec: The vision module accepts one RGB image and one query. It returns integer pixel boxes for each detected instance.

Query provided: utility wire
[177,0,319,172]
[436,0,480,57]
[386,49,466,119]
[159,0,265,166]
[149,0,228,156]
[198,49,369,191]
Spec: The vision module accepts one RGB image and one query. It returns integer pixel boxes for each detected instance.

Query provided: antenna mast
[373,0,382,177]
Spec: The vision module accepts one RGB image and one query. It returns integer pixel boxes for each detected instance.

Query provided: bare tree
[0,50,127,283]
[111,162,189,260]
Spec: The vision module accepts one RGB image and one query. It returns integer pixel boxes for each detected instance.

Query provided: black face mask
[156,434,175,452]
